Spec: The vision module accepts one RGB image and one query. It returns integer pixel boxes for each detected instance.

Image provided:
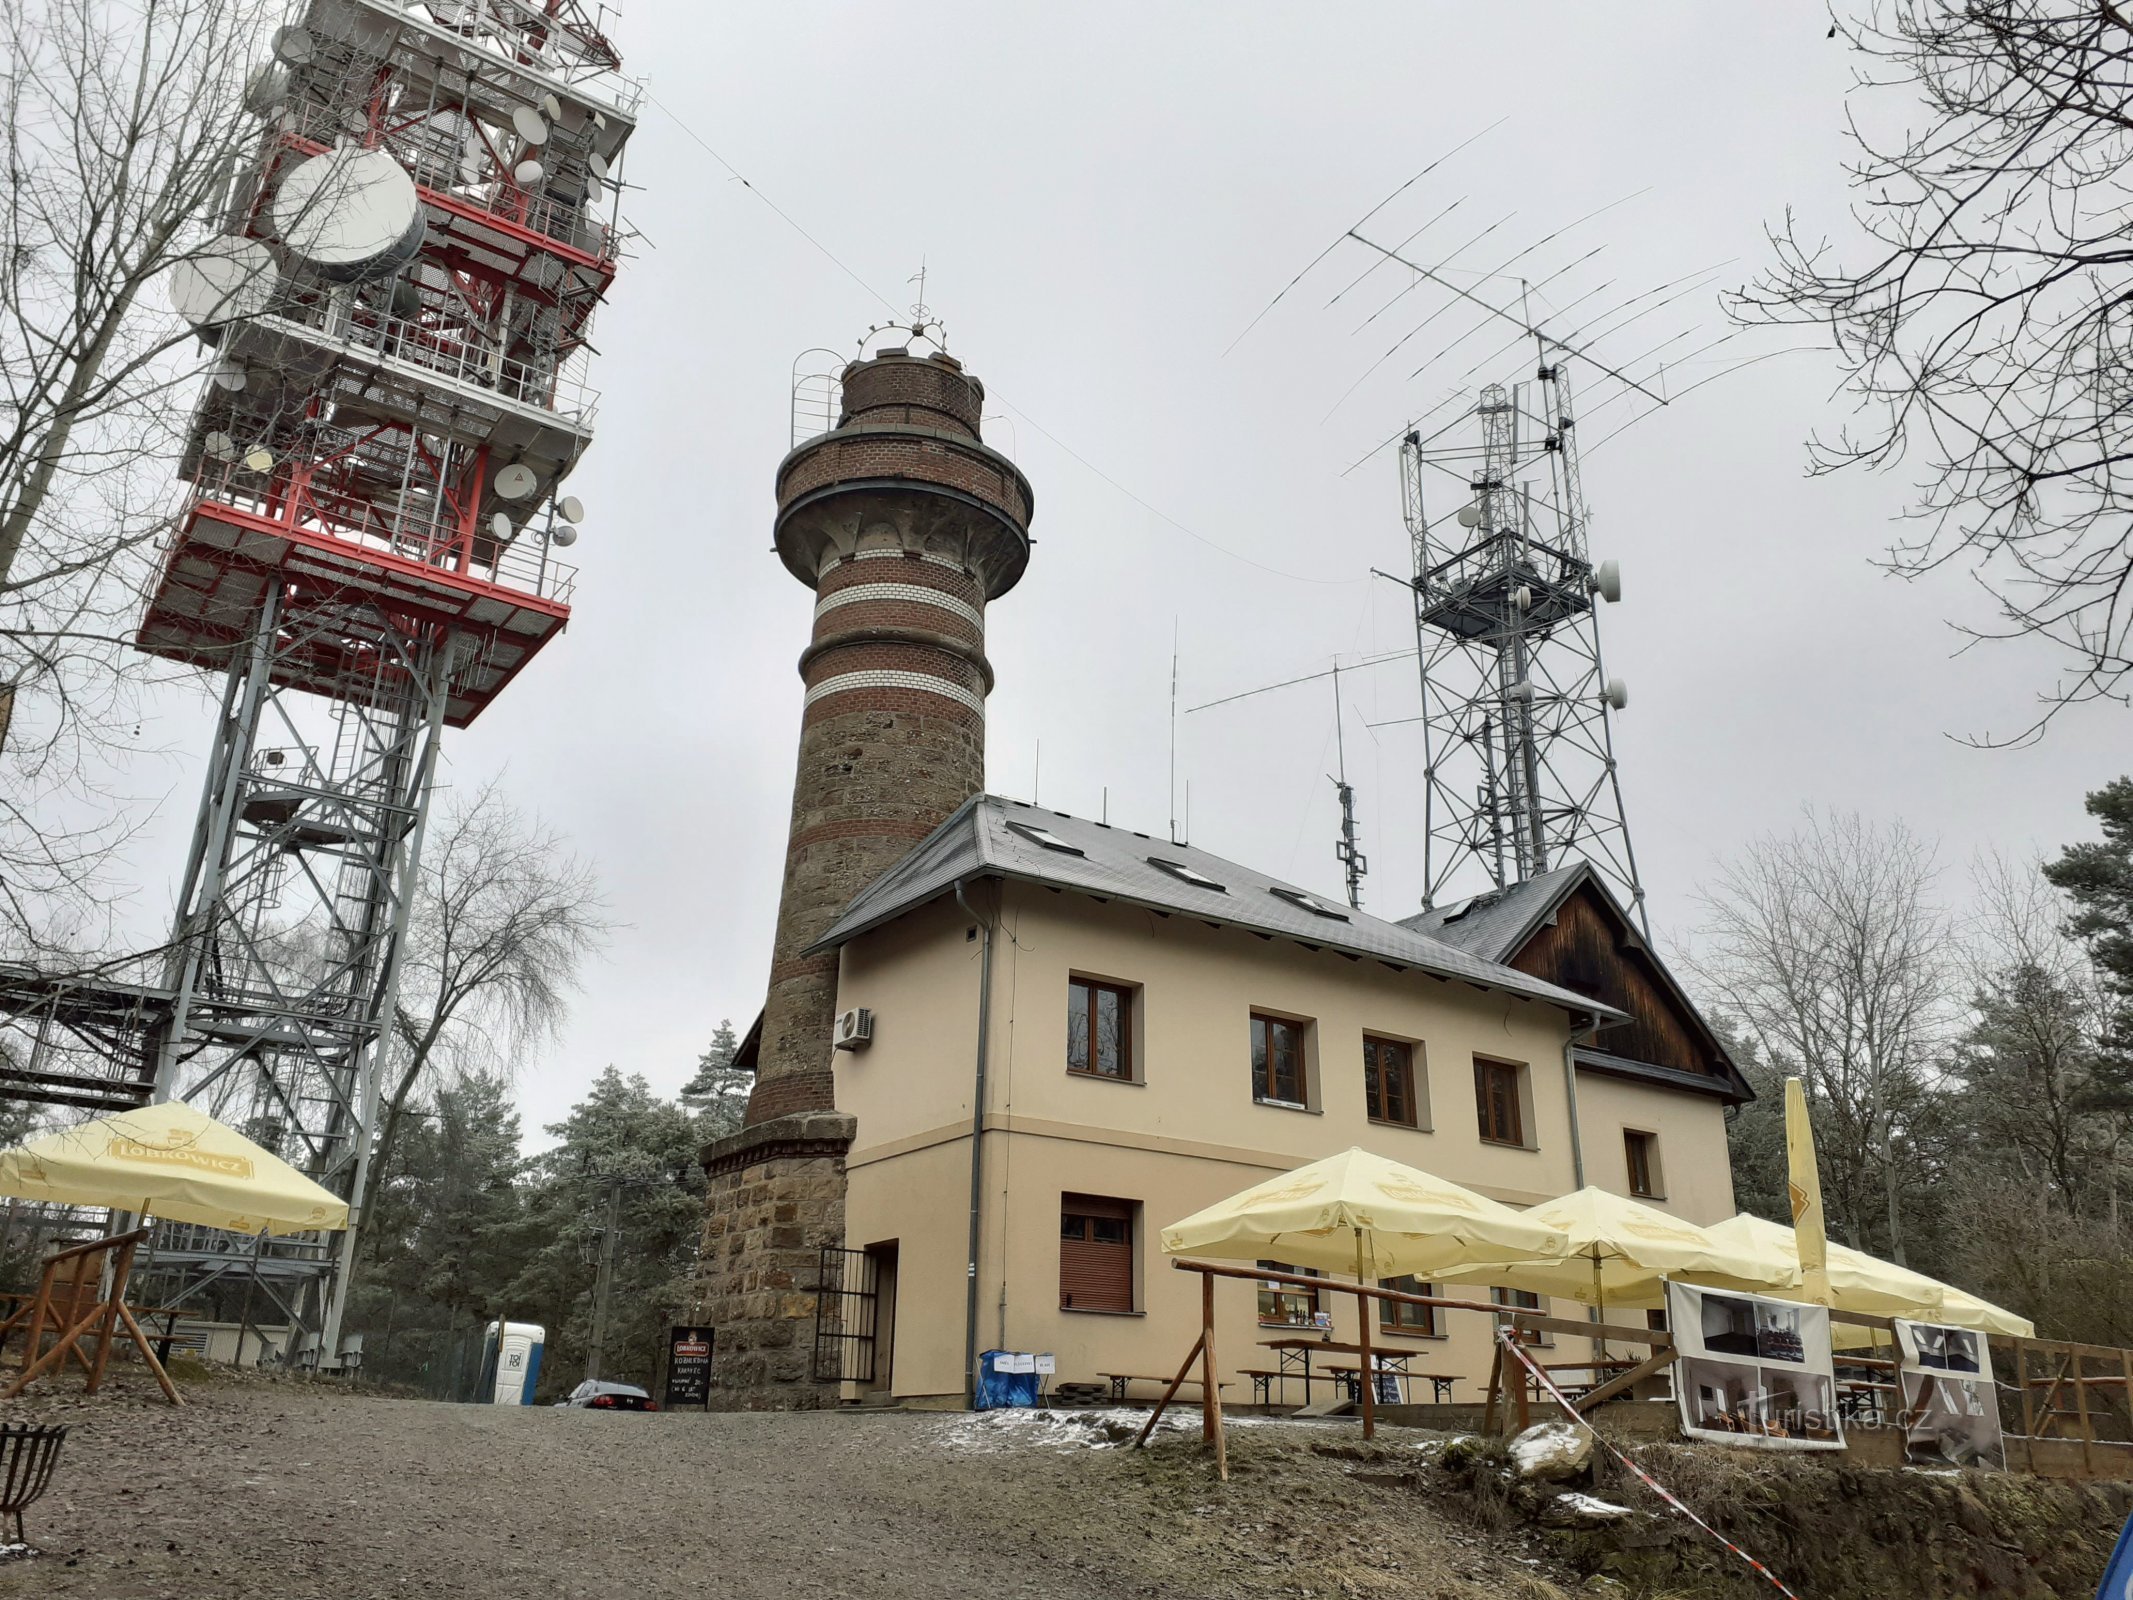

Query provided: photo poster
[1893,1319,2005,1471]
[1664,1280,1846,1451]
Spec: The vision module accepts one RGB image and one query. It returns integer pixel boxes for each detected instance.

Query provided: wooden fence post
[1200,1272,1228,1481]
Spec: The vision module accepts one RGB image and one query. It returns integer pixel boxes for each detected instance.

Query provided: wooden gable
[1504,880,1730,1082]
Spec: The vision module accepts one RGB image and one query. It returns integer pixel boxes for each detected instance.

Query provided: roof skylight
[1268,885,1350,922]
[1147,857,1227,893]
[1005,819,1084,856]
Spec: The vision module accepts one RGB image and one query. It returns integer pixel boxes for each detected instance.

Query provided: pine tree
[679,1018,750,1136]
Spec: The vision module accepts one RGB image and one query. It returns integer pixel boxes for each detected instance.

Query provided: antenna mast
[1400,352,1647,930]
[1329,664,1367,910]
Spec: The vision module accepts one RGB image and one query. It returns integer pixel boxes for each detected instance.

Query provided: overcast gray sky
[110,3,2129,1143]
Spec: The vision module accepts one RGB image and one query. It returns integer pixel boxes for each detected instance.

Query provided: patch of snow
[1553,1492,1632,1520]
[1508,1420,1591,1480]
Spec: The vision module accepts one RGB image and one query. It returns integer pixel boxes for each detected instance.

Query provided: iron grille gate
[812,1246,879,1385]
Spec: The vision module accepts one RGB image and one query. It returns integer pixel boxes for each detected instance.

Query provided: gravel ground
[1,1373,1579,1599]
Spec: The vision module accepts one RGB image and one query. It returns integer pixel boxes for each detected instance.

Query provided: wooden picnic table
[1257,1337,1446,1405]
[1100,1371,1231,1403]
[1324,1362,1461,1404]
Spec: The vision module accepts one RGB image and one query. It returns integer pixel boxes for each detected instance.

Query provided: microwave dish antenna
[169,237,278,329]
[273,149,424,282]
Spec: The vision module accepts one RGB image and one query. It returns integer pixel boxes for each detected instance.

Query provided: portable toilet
[483,1321,546,1405]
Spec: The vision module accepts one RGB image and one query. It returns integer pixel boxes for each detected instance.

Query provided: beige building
[801,793,1749,1406]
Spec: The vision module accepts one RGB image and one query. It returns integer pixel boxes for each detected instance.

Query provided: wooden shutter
[1060,1194,1134,1313]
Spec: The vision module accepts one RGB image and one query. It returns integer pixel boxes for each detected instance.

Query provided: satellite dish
[587,152,610,181]
[1603,677,1629,711]
[211,359,248,392]
[1510,585,1533,612]
[1594,559,1622,604]
[169,236,278,329]
[549,523,578,548]
[204,431,237,461]
[557,495,585,522]
[583,177,604,206]
[272,148,425,282]
[242,445,276,474]
[1456,504,1481,529]
[271,24,313,64]
[493,463,537,500]
[513,159,544,186]
[540,93,564,122]
[388,278,424,320]
[489,513,513,540]
[511,106,549,145]
[244,63,289,116]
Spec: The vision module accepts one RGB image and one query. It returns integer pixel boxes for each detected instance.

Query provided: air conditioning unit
[834,1007,874,1051]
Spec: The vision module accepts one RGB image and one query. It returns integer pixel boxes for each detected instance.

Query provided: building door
[864,1241,898,1396]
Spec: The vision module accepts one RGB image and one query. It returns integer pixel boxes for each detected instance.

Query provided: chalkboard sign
[665,1325,713,1410]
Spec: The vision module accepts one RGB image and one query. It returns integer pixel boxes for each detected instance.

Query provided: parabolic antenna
[583,177,604,206]
[243,445,276,474]
[272,147,425,283]
[1456,504,1481,528]
[511,106,549,145]
[540,93,564,122]
[493,463,537,500]
[244,63,289,116]
[513,159,544,186]
[489,513,513,540]
[557,495,584,523]
[203,431,236,461]
[271,24,313,64]
[211,359,248,392]
[169,236,278,329]
[549,523,578,548]
[1603,677,1629,711]
[587,152,610,182]
[1594,559,1622,603]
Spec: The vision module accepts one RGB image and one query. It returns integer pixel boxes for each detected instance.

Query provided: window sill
[1368,1116,1430,1133]
[1066,1069,1144,1087]
[1253,1098,1319,1114]
[1629,1190,1666,1203]
[1059,1306,1146,1318]
[1377,1327,1448,1341]
[1478,1135,1538,1151]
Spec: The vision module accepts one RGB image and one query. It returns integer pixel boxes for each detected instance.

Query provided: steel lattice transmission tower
[1398,356,1646,929]
[0,0,642,1360]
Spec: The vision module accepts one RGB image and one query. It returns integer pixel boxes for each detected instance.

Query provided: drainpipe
[1562,1010,1599,1190]
[954,878,995,1410]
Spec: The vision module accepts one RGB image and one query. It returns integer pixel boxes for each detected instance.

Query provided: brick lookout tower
[697,339,1035,1406]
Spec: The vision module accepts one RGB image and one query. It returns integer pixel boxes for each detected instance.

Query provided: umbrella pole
[235,1228,264,1369]
[1592,1252,1608,1365]
[1354,1233,1375,1442]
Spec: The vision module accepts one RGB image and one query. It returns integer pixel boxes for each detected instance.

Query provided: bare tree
[1736,2,2133,741]
[359,780,612,1223]
[0,0,276,945]
[1688,810,1957,1263]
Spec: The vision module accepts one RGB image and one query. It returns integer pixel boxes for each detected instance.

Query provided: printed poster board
[1894,1319,2004,1470]
[664,1325,713,1410]
[1664,1280,1845,1451]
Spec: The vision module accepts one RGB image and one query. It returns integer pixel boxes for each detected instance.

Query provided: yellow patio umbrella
[1932,1282,2034,1339]
[1703,1213,1946,1320]
[0,1100,348,1236]
[1435,1185,1799,1311]
[1160,1146,1568,1280]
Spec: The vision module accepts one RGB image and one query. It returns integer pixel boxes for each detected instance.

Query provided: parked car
[556,1380,658,1411]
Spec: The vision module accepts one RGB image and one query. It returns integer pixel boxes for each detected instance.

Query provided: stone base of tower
[693,1110,856,1410]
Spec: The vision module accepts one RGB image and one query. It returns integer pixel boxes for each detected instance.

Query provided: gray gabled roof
[808,795,1626,1024]
[1396,863,1593,963]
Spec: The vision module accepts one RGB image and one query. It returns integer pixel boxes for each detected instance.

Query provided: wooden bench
[1325,1363,1461,1404]
[1100,1372,1232,1404]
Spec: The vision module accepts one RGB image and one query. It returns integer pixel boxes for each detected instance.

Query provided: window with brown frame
[1475,1057,1524,1146]
[1378,1274,1439,1335]
[1364,1036,1418,1127]
[1256,1260,1322,1325]
[1066,977,1133,1081]
[1251,1013,1309,1107]
[1491,1285,1551,1346]
[1624,1129,1660,1198]
[1060,1194,1136,1313]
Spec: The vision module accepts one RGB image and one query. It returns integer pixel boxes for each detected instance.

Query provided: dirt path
[2,1377,1573,1600]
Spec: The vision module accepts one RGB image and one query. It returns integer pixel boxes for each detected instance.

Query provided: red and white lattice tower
[136,0,636,1357]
